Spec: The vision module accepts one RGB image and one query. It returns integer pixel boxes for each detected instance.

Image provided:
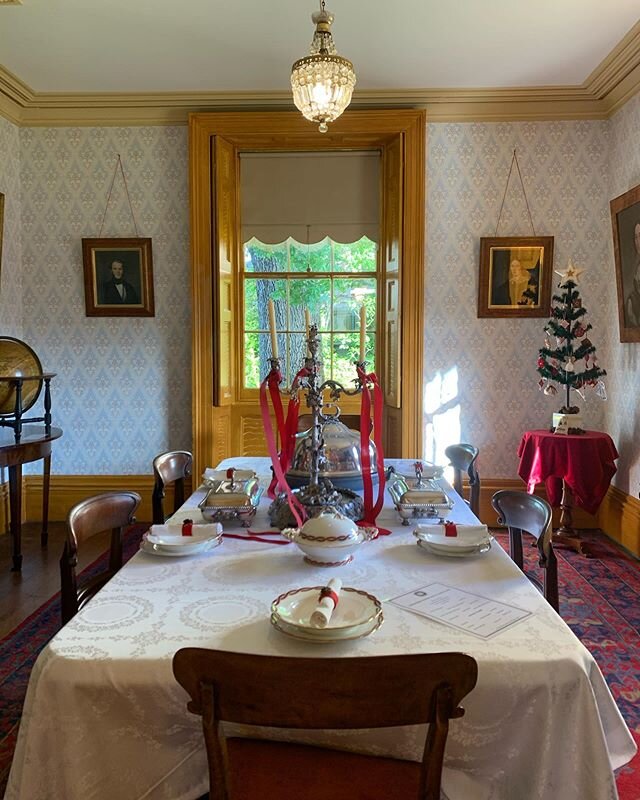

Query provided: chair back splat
[173,650,478,800]
[60,490,140,624]
[152,450,192,524]
[491,489,558,612]
[444,443,480,517]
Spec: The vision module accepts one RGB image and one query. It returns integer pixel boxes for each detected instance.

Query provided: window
[242,235,377,388]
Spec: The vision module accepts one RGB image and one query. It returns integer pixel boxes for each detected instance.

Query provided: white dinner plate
[413,524,490,550]
[271,586,382,635]
[140,538,221,557]
[146,524,222,548]
[270,612,383,643]
[417,539,491,558]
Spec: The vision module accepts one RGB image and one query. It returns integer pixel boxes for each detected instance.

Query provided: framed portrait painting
[610,184,640,342]
[82,237,154,317]
[477,236,554,318]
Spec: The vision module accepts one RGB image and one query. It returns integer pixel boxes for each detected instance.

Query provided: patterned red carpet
[0,526,638,797]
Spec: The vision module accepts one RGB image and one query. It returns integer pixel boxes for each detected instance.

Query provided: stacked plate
[270,586,383,643]
[141,524,223,557]
[413,524,491,558]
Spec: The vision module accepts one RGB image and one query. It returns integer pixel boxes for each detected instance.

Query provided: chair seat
[225,738,422,800]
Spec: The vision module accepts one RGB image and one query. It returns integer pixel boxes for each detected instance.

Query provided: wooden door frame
[189,109,425,479]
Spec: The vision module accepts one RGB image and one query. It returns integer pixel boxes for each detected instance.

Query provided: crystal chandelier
[291,1,356,133]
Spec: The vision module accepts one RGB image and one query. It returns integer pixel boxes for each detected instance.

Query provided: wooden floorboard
[0,522,114,638]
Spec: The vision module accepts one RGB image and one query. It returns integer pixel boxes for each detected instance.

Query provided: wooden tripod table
[517,429,618,555]
[0,425,62,571]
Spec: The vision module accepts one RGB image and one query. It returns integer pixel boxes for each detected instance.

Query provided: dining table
[4,457,636,800]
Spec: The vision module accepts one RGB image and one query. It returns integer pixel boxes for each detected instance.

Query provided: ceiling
[0,0,639,94]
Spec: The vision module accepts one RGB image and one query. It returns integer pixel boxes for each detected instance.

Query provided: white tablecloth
[5,458,636,800]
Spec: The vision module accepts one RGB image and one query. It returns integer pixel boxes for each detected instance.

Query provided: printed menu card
[389,582,531,639]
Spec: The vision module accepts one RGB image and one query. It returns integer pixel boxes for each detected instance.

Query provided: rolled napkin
[310,578,342,629]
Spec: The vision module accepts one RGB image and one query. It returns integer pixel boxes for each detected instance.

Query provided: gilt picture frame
[610,184,640,343]
[82,237,154,317]
[477,236,554,318]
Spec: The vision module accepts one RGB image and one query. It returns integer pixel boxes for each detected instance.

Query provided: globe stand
[0,374,56,442]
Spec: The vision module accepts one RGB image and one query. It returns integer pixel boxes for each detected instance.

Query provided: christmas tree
[537,261,607,417]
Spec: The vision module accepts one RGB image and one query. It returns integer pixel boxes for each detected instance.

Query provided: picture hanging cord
[494,149,536,237]
[98,154,140,238]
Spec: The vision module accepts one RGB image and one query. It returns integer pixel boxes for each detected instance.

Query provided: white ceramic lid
[300,510,359,541]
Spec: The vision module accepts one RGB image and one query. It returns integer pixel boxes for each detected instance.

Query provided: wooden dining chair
[60,491,141,625]
[491,489,559,612]
[444,443,480,516]
[152,450,192,524]
[173,649,478,800]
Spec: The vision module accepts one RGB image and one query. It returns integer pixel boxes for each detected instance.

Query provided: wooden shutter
[381,135,403,456]
[213,136,236,406]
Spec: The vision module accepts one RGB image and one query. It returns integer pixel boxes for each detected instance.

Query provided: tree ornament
[543,383,558,396]
[564,360,575,373]
[554,259,584,285]
[537,357,545,368]
[582,337,592,349]
[573,297,582,308]
[596,380,607,400]
[574,324,586,338]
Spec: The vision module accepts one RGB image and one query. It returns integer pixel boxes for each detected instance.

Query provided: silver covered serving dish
[387,464,453,526]
[286,417,378,490]
[198,471,262,528]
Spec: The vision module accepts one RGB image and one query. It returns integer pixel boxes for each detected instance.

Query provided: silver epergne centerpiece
[267,323,377,530]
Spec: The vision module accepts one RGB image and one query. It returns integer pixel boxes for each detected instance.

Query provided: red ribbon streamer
[223,532,290,545]
[356,366,386,525]
[259,368,307,527]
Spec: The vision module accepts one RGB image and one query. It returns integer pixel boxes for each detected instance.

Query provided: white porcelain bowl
[281,510,377,566]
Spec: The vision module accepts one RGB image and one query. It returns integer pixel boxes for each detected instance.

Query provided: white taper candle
[359,305,367,362]
[304,308,311,357]
[268,299,278,359]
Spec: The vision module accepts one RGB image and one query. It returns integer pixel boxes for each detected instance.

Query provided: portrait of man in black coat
[98,259,140,305]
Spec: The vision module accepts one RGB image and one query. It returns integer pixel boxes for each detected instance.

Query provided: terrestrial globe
[0,337,43,416]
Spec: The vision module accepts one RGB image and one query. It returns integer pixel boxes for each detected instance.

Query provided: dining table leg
[553,481,588,556]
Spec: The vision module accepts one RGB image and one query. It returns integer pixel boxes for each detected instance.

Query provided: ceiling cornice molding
[1,22,639,126]
[585,19,640,99]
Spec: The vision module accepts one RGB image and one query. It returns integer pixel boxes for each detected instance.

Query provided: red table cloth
[517,429,618,515]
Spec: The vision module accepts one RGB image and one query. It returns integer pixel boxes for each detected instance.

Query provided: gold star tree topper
[554,260,584,284]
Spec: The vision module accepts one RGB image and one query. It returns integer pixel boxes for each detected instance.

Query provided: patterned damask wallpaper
[607,92,640,496]
[0,116,22,338]
[18,126,191,474]
[2,112,637,491]
[424,119,612,478]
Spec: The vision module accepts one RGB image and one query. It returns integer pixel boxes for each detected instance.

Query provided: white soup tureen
[281,509,377,566]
